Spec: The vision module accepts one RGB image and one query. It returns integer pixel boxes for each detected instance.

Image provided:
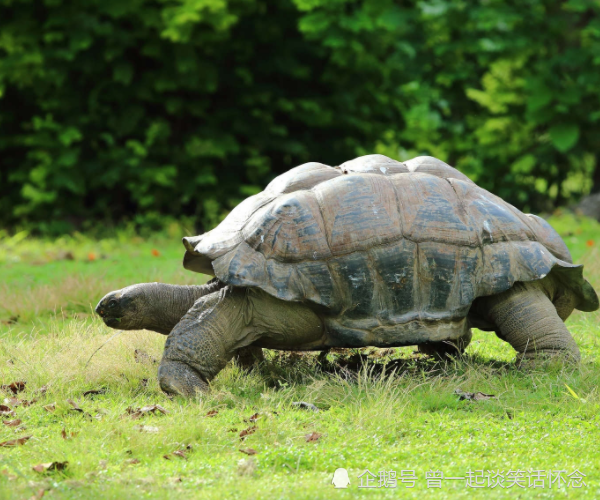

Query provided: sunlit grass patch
[1,214,599,499]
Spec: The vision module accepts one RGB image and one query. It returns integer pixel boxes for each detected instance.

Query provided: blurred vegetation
[1,0,599,235]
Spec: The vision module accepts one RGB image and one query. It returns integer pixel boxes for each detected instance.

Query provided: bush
[1,0,599,234]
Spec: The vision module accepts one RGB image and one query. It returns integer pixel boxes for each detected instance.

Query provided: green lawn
[1,214,600,499]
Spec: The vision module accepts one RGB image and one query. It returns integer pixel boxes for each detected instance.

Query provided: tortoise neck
[143,282,222,335]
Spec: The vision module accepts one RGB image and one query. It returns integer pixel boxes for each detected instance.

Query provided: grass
[1,214,600,499]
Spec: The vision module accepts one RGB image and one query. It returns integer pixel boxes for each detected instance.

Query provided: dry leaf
[139,404,168,415]
[83,389,106,397]
[0,435,30,447]
[29,488,45,500]
[37,385,48,395]
[172,450,187,459]
[239,426,257,439]
[205,409,219,417]
[4,396,36,407]
[1,381,26,394]
[1,468,17,481]
[292,402,320,412]
[239,448,257,455]
[61,428,78,440]
[67,399,83,412]
[3,419,21,427]
[0,405,15,416]
[123,404,168,419]
[305,432,322,442]
[32,462,68,473]
[133,425,159,433]
[454,389,497,401]
[163,454,171,460]
[43,403,56,413]
[246,413,260,423]
[125,458,140,465]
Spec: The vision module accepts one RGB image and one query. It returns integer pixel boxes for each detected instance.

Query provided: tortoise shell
[183,155,598,346]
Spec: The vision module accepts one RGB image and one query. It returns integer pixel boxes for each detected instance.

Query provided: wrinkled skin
[96,281,225,334]
[95,280,264,368]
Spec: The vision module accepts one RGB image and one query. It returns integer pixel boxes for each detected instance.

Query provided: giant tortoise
[96,155,599,397]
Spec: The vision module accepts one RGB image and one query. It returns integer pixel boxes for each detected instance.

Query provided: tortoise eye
[108,299,117,308]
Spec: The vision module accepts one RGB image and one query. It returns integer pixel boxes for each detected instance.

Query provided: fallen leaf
[305,432,322,442]
[239,448,257,455]
[205,409,219,417]
[292,401,320,412]
[1,468,17,480]
[164,450,187,460]
[67,399,83,412]
[3,419,21,427]
[32,462,68,473]
[151,249,161,257]
[245,413,260,423]
[83,389,106,397]
[1,381,26,394]
[61,428,78,440]
[139,404,168,415]
[0,435,31,447]
[0,405,15,416]
[1,316,19,325]
[125,458,140,465]
[123,404,168,419]
[239,426,257,439]
[29,488,45,500]
[133,425,159,433]
[43,403,56,413]
[454,389,496,401]
[134,349,158,365]
[7,397,37,407]
[37,385,48,395]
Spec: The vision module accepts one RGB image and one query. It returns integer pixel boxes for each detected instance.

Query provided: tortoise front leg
[158,287,324,397]
[484,281,580,364]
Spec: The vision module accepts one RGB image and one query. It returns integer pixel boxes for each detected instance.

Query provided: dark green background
[1,0,599,234]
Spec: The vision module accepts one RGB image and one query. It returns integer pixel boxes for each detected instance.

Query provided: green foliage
[1,0,599,233]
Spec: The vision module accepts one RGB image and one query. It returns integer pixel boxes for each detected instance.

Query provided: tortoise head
[95,284,147,330]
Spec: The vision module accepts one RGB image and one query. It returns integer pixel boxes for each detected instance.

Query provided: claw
[158,360,209,397]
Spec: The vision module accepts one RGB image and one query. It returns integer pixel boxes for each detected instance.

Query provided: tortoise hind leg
[482,281,580,364]
[418,329,472,358]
